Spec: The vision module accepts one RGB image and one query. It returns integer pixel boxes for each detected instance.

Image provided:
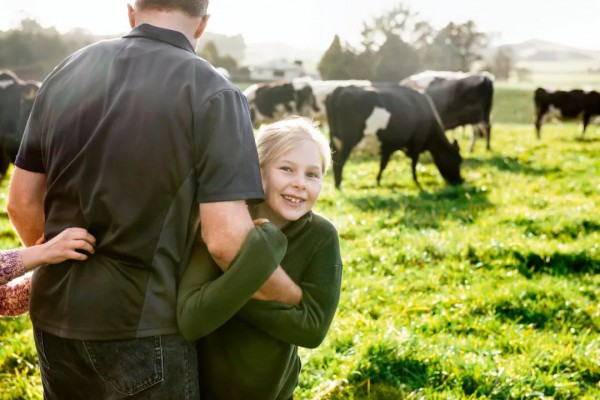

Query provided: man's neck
[133,10,200,48]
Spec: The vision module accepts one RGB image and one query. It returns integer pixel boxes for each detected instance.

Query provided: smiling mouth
[282,195,304,204]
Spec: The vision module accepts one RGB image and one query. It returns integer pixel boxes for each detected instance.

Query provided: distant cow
[534,87,600,139]
[292,78,372,124]
[243,81,320,128]
[0,70,40,179]
[401,70,495,152]
[326,84,463,189]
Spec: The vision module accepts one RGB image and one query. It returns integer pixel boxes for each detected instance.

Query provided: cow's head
[295,86,320,118]
[437,139,463,185]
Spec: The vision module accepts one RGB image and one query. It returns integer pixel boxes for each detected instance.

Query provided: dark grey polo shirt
[15,24,264,340]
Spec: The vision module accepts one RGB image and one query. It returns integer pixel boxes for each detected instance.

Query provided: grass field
[1,90,599,399]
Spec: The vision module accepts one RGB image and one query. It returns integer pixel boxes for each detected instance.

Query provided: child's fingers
[73,240,95,255]
[253,218,269,226]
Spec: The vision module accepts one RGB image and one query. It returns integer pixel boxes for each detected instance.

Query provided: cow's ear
[453,139,460,150]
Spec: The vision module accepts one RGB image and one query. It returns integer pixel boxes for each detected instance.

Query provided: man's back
[16,24,263,340]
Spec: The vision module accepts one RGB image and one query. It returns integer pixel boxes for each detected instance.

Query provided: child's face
[260,140,323,228]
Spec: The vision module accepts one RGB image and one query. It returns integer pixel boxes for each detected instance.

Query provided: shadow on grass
[463,155,560,176]
[347,184,493,229]
[513,250,600,277]
[347,341,514,398]
[575,135,600,143]
[492,287,599,332]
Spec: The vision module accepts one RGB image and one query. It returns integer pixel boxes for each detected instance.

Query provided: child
[0,227,96,316]
[177,116,343,399]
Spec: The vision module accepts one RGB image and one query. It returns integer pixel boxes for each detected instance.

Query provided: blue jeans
[33,328,199,399]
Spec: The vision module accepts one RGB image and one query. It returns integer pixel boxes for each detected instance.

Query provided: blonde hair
[256,116,331,175]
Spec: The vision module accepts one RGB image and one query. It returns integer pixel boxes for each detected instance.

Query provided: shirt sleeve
[193,89,264,204]
[0,272,32,317]
[177,222,287,341]
[236,227,343,349]
[14,93,45,173]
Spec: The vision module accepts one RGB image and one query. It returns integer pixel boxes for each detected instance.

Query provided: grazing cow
[401,70,495,152]
[326,84,463,189]
[0,70,40,179]
[292,78,372,124]
[534,87,600,139]
[243,81,320,128]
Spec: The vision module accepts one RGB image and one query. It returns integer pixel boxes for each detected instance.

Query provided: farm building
[249,59,306,81]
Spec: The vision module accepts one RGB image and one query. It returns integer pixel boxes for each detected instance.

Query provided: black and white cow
[326,84,463,189]
[401,70,495,152]
[534,87,600,139]
[243,81,320,128]
[292,78,372,124]
[0,70,40,179]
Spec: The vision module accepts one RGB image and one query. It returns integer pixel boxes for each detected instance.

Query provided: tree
[0,18,82,79]
[318,35,354,79]
[423,20,487,71]
[488,45,515,80]
[197,40,238,71]
[373,33,419,81]
[358,3,426,80]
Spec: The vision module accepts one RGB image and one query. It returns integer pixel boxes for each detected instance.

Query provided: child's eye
[279,166,292,172]
[307,172,321,179]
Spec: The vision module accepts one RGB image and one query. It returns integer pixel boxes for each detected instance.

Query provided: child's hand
[19,227,97,271]
[253,218,269,226]
[40,227,96,264]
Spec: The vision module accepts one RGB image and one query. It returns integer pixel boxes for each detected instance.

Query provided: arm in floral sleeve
[0,273,32,316]
[0,228,96,317]
[0,250,30,316]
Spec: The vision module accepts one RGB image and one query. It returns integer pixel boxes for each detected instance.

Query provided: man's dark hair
[135,0,209,17]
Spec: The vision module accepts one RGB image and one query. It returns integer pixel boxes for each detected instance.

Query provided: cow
[292,78,372,124]
[0,69,40,180]
[243,81,320,128]
[534,87,600,139]
[326,84,463,190]
[400,70,495,152]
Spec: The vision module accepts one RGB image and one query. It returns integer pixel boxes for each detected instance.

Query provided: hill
[509,39,600,62]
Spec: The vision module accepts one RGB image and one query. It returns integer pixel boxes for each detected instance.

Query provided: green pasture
[1,90,599,399]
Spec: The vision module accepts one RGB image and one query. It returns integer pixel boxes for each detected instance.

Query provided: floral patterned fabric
[0,250,30,316]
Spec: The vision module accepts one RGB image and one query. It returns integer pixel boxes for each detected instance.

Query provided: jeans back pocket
[83,335,164,395]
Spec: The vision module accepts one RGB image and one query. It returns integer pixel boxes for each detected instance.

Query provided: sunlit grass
[1,121,599,399]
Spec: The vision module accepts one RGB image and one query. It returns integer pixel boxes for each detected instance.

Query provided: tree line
[0,3,516,83]
[318,4,514,82]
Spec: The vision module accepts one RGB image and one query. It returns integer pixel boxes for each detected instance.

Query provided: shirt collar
[123,23,195,53]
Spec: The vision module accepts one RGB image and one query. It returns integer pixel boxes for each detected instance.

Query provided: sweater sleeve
[237,230,343,349]
[177,222,288,341]
[0,273,32,317]
[0,250,25,285]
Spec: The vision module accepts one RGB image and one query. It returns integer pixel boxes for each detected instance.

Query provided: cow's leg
[410,155,423,191]
[534,109,546,140]
[331,141,356,189]
[469,126,477,153]
[581,113,591,138]
[376,144,394,186]
[472,122,491,152]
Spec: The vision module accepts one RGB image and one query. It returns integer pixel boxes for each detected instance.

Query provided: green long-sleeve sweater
[177,211,343,400]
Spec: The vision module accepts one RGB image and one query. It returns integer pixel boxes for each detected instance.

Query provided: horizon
[1,1,600,52]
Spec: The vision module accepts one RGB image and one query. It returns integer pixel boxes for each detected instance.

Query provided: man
[7,1,263,398]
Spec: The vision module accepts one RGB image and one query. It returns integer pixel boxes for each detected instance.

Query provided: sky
[1,0,600,51]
